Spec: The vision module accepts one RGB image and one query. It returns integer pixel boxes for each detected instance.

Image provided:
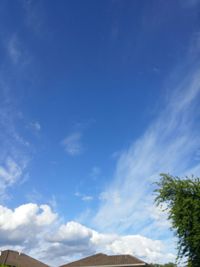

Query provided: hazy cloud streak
[94,66,200,237]
[62,132,83,156]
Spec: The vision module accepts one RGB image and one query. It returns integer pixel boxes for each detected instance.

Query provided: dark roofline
[59,253,147,267]
[1,250,148,267]
[0,250,49,267]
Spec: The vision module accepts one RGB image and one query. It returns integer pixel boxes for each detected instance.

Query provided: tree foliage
[154,174,200,266]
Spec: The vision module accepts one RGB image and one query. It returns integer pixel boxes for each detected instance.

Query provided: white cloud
[4,64,196,267]
[0,203,175,266]
[75,192,93,202]
[45,221,175,265]
[0,158,22,186]
[82,196,93,201]
[0,203,57,230]
[30,121,41,132]
[0,157,27,199]
[5,34,30,67]
[90,166,101,180]
[0,203,57,246]
[7,35,21,64]
[93,67,200,238]
[36,205,57,226]
[47,221,93,244]
[180,0,200,8]
[105,235,175,264]
[21,0,44,36]
[62,132,83,156]
[0,74,31,199]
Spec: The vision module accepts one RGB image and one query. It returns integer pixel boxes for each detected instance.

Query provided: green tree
[154,174,200,267]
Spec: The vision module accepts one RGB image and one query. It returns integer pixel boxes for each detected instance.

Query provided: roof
[0,250,49,267]
[60,253,147,267]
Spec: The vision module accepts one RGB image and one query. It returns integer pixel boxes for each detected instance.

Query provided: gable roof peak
[59,253,146,267]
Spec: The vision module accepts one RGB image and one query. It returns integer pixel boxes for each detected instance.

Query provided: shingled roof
[0,250,49,267]
[60,253,147,267]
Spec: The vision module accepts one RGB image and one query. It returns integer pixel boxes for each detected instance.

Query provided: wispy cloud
[90,166,101,180]
[29,121,41,133]
[21,0,45,36]
[0,63,30,200]
[5,34,30,67]
[75,192,93,202]
[62,132,83,156]
[0,158,27,198]
[180,0,200,8]
[7,35,21,64]
[93,66,200,238]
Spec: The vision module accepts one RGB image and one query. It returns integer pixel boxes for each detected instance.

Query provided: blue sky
[0,0,200,266]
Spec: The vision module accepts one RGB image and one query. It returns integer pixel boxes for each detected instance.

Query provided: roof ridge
[105,254,145,262]
[59,253,108,267]
[95,253,107,256]
[0,249,49,267]
[59,253,146,267]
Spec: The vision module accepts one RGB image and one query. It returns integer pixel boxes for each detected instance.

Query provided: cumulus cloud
[0,203,57,246]
[106,235,175,264]
[62,132,83,156]
[45,221,175,265]
[0,203,175,266]
[47,221,93,245]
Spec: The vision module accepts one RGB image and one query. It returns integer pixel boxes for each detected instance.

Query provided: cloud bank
[0,203,175,266]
